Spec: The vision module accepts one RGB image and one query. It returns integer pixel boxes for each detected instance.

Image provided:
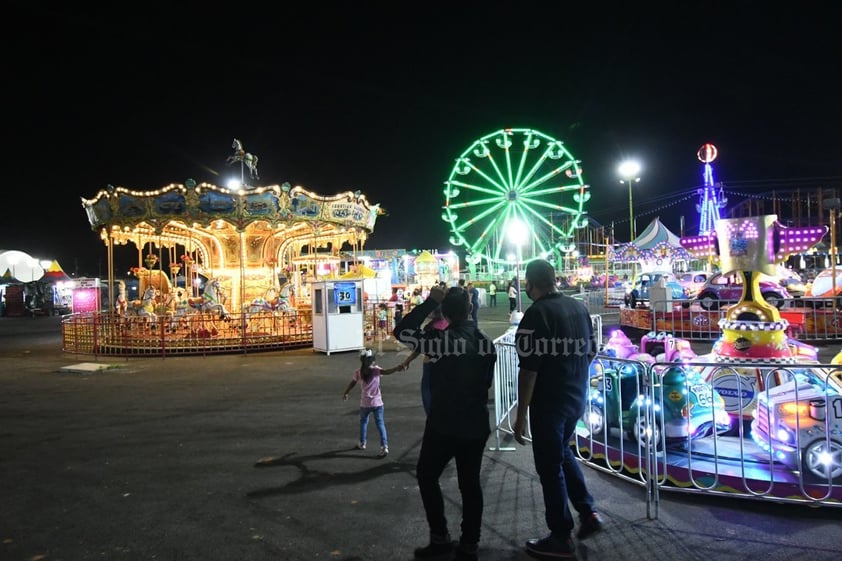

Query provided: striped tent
[608,217,690,269]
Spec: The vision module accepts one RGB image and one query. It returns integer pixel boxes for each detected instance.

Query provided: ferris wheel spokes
[514,140,577,193]
[442,128,590,267]
[453,201,508,252]
[519,202,575,247]
[448,178,506,198]
[474,210,511,258]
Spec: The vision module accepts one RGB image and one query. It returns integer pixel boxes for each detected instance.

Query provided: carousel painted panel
[243,191,280,217]
[85,197,113,227]
[325,199,366,223]
[118,194,149,218]
[198,190,236,215]
[290,192,324,219]
[152,191,188,216]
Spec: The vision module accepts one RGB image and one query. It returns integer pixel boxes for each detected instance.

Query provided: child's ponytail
[360,348,375,383]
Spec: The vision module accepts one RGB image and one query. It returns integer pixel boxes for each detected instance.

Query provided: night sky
[5,4,841,276]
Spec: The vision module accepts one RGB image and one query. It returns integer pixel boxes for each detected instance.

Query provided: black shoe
[414,538,454,559]
[525,535,576,559]
[454,542,479,561]
[576,512,604,540]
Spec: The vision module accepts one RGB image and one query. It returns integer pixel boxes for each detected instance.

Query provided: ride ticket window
[313,289,323,315]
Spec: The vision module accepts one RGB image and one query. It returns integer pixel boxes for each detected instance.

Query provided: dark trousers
[509,297,517,312]
[420,361,432,416]
[529,408,595,538]
[489,294,496,307]
[416,427,488,545]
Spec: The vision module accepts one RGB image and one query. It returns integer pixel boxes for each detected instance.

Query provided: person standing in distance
[488,281,497,307]
[394,285,497,561]
[507,281,518,313]
[512,259,604,559]
[467,282,479,327]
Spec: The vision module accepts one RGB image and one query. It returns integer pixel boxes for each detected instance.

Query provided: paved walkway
[0,305,840,561]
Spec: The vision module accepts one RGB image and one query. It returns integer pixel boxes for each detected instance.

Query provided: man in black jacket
[513,259,603,559]
[394,285,497,561]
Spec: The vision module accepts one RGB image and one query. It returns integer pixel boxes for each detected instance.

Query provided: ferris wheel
[441,128,591,268]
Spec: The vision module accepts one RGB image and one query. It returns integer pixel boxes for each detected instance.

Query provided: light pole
[618,160,641,241]
[507,218,528,313]
[823,198,840,300]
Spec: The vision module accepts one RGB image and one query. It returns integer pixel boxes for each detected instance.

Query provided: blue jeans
[529,408,595,538]
[359,405,387,447]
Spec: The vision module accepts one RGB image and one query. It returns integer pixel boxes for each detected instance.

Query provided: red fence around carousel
[61,300,424,357]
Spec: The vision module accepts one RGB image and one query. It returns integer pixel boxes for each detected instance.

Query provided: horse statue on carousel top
[226,138,259,180]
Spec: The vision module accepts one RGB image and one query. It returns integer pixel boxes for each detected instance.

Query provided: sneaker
[378,445,389,457]
[576,512,604,540]
[525,535,576,559]
[356,442,366,450]
[414,535,454,559]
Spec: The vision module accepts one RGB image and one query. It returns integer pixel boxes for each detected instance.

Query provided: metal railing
[489,336,842,515]
[618,296,842,342]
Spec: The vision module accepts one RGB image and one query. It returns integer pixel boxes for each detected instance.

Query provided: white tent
[608,218,691,271]
[0,250,48,283]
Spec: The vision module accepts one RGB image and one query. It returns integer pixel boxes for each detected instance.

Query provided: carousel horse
[189,277,231,320]
[169,286,195,328]
[136,287,159,328]
[247,283,297,318]
[225,138,259,180]
[115,280,129,315]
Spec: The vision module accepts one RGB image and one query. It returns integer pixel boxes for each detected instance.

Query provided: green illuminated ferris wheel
[441,128,591,269]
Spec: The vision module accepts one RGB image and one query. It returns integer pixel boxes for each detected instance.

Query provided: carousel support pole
[107,231,115,315]
[240,230,247,347]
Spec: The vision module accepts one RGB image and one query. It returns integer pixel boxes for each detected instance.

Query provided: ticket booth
[72,278,102,314]
[311,279,365,355]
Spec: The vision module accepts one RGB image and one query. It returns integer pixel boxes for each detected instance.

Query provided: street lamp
[507,218,529,313]
[618,160,642,241]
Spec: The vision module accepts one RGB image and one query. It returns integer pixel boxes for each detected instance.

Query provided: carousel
[68,140,383,356]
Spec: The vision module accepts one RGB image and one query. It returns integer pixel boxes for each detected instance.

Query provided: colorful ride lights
[681,225,828,259]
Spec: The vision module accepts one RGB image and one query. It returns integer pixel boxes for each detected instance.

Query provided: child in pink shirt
[342,349,402,457]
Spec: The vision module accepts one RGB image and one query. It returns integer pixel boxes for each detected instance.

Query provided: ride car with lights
[582,357,731,449]
[750,369,842,482]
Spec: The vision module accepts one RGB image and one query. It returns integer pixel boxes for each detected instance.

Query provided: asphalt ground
[1,302,840,561]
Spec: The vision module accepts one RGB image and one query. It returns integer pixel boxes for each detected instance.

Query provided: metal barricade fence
[490,335,842,515]
[632,297,842,342]
[489,313,603,451]
[574,290,620,333]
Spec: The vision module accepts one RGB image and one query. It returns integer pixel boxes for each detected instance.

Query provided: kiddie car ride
[693,271,790,310]
[750,369,842,482]
[585,329,731,449]
[583,359,731,449]
[624,271,689,309]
